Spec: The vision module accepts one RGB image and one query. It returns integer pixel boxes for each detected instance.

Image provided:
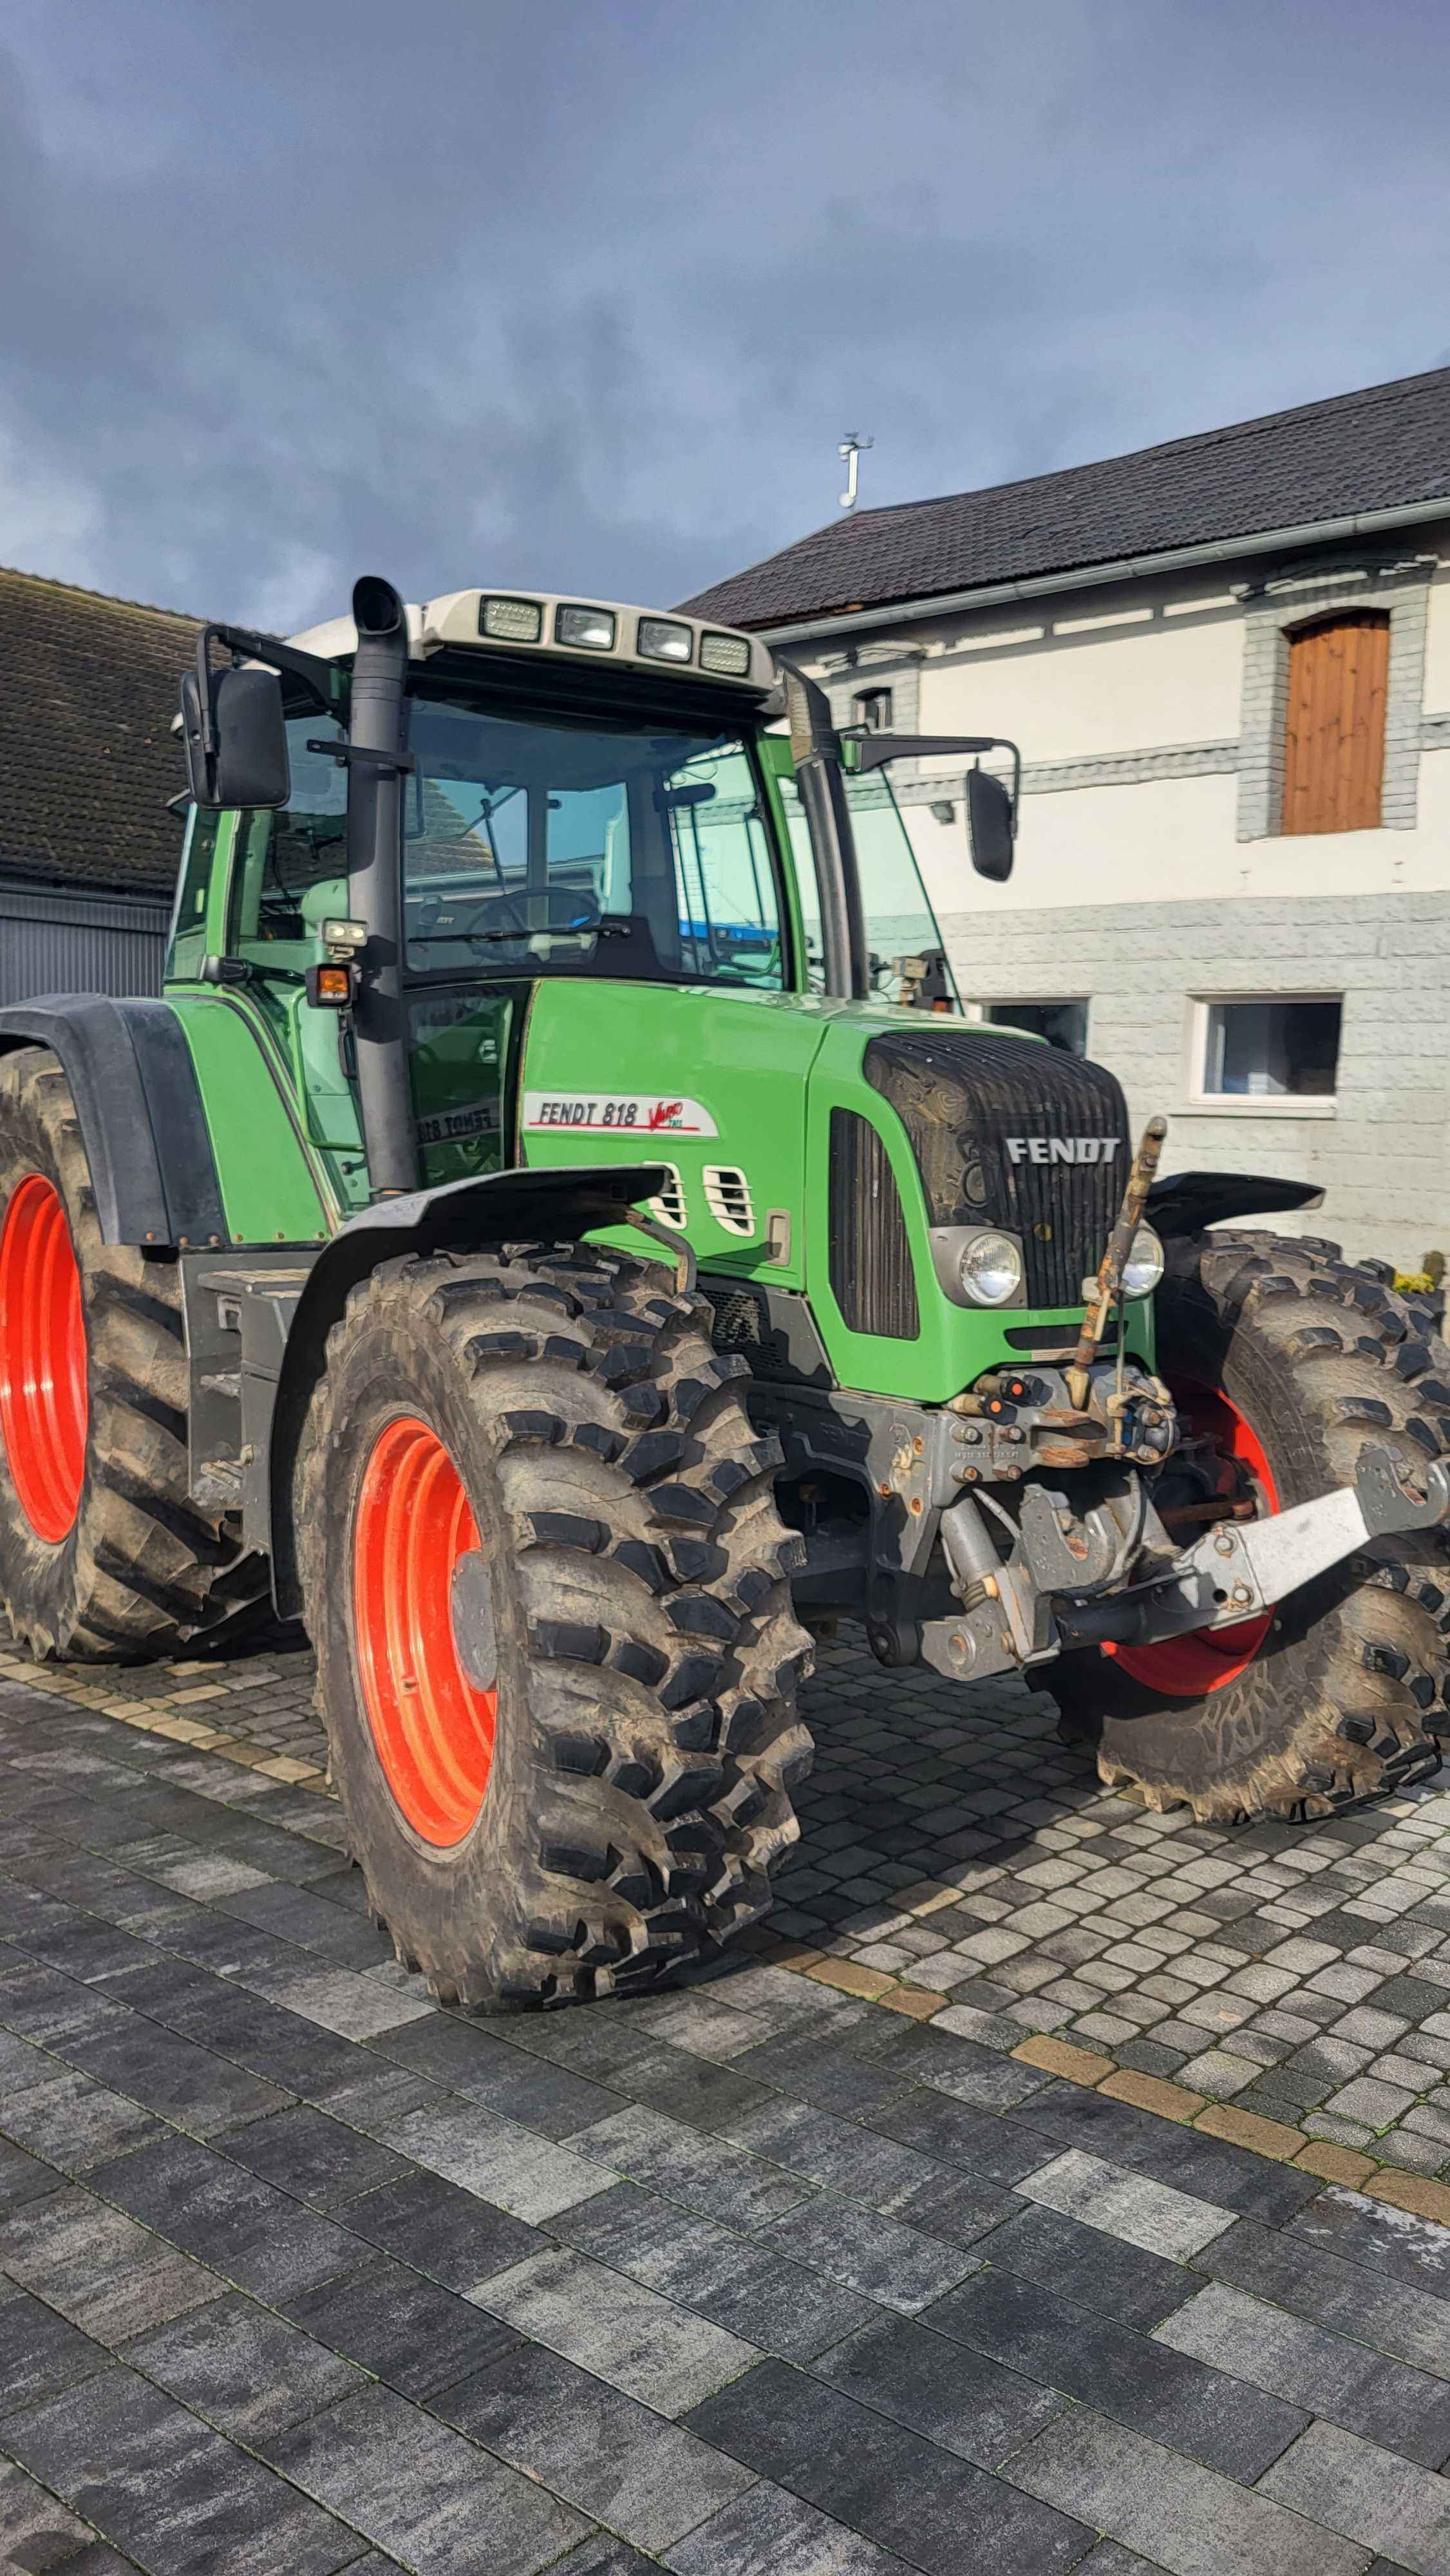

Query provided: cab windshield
[403,697,784,985]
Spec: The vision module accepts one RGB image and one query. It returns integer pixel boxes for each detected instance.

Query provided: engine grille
[829,1108,919,1339]
[865,1027,1129,1309]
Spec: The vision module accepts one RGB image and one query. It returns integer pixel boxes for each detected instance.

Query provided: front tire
[1046,1233,1449,1821]
[297,1243,814,2007]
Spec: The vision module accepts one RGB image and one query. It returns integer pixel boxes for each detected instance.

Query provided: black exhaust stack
[346,576,420,1197]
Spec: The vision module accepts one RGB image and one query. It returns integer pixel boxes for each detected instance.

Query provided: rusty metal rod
[1066,1115,1168,1410]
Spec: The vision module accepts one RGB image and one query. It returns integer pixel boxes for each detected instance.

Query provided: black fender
[265,1160,670,1615]
[0,997,226,1248]
[1147,1169,1325,1238]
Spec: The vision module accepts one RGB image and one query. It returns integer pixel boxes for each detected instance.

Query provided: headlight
[1121,1224,1165,1299]
[479,595,543,643]
[699,630,752,677]
[637,616,693,664]
[555,603,616,652]
[958,1230,1024,1306]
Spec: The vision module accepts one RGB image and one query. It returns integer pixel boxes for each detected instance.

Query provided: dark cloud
[1,0,1447,630]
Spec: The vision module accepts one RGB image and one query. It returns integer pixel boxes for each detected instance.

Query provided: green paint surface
[167,990,332,1244]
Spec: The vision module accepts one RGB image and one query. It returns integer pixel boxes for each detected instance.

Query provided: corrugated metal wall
[0,880,169,1003]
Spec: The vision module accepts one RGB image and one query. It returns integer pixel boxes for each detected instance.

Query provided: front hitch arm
[1062,1443,1450,1653]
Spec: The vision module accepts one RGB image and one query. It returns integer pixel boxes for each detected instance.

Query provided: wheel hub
[1105,1379,1278,1695]
[0,1174,88,1544]
[352,1414,497,1844]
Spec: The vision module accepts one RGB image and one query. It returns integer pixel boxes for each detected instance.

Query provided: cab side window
[167,806,223,978]
[228,718,348,957]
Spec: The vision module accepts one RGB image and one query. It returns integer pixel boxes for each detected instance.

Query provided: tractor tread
[297,1240,814,2007]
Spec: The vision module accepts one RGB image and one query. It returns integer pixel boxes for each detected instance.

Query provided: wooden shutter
[1281,611,1389,835]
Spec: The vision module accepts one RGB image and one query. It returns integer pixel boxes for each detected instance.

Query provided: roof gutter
[757,493,1450,649]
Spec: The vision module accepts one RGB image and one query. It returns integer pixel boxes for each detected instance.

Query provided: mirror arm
[852,732,1022,833]
[202,624,337,714]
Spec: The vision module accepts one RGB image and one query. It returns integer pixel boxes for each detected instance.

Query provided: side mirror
[180,663,290,810]
[966,766,1015,883]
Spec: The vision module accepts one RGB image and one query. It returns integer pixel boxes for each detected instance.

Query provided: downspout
[346,576,421,1196]
[780,663,869,1000]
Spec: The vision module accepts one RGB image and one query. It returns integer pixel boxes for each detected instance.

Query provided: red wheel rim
[1105,1381,1279,1696]
[0,1175,88,1544]
[352,1414,497,1845]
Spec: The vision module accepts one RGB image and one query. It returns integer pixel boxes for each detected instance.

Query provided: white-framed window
[968,998,1089,1057]
[1189,994,1342,1111]
[852,685,894,734]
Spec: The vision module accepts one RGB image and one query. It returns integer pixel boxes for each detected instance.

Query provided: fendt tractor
[1,573,1448,2007]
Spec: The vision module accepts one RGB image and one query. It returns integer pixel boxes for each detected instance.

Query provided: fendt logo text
[1006,1136,1122,1166]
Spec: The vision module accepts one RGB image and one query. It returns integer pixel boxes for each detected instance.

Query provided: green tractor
[1,572,1446,2006]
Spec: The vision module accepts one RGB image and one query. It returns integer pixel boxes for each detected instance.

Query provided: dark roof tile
[0,565,200,895]
[679,365,1450,630]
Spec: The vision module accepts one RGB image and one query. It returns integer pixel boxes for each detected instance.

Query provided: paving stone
[0,2064,164,2175]
[756,2185,983,2312]
[0,2456,99,2572]
[261,2381,589,2571]
[368,2012,623,2137]
[664,2476,918,2573]
[1157,2279,1450,2468]
[812,2310,1066,2465]
[120,2290,366,2439]
[90,2134,361,2302]
[570,2101,807,2228]
[1259,2418,1450,2573]
[473,2246,759,2414]
[219,2104,413,2208]
[1017,2148,1235,2260]
[725,2091,1015,2237]
[975,2200,1196,2331]
[684,2356,1093,2576]
[339,2167,543,2292]
[1198,2215,1450,2378]
[927,2262,1306,2479]
[55,2011,292,2136]
[5,2363,362,2574]
[379,2093,616,2224]
[1286,2186,1450,2299]
[551,2179,876,2359]
[0,2134,58,2221]
[433,2337,755,2552]
[284,2253,523,2398]
[0,2185,219,2342]
[1006,2403,1370,2576]
[0,2285,111,2414]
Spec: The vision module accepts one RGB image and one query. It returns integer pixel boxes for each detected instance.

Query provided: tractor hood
[863,1023,1131,1310]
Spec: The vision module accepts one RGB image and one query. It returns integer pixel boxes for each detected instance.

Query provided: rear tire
[0,1046,267,1660]
[297,1242,814,2007]
[1045,1232,1449,1821]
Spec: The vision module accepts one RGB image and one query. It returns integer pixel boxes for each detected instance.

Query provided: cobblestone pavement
[3,1654,1450,2570]
[18,1620,1450,2184]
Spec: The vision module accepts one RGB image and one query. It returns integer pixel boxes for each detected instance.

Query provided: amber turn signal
[306,962,354,1009]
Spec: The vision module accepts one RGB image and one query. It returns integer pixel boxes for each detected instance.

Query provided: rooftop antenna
[838,431,873,511]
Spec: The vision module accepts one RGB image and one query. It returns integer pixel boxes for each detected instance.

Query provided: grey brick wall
[941,890,1450,1269]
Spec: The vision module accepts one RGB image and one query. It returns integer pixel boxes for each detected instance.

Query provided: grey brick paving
[2,1649,1450,2569]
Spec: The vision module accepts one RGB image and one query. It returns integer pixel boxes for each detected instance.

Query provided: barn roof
[0,565,199,896]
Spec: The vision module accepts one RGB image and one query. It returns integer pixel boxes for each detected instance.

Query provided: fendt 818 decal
[522,1092,719,1136]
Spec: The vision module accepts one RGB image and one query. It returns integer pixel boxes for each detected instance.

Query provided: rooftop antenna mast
[838,431,873,511]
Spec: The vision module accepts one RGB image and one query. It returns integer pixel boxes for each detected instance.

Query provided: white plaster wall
[908,750,1450,918]
[914,587,1244,763]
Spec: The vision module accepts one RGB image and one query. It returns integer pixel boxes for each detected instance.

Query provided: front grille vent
[704,1166,753,1236]
[648,1164,687,1229]
[829,1109,919,1340]
[865,1027,1129,1309]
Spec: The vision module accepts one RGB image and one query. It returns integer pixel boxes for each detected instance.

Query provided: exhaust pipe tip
[352,575,406,640]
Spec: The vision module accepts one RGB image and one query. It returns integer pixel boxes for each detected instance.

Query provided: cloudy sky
[2,1,1447,631]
